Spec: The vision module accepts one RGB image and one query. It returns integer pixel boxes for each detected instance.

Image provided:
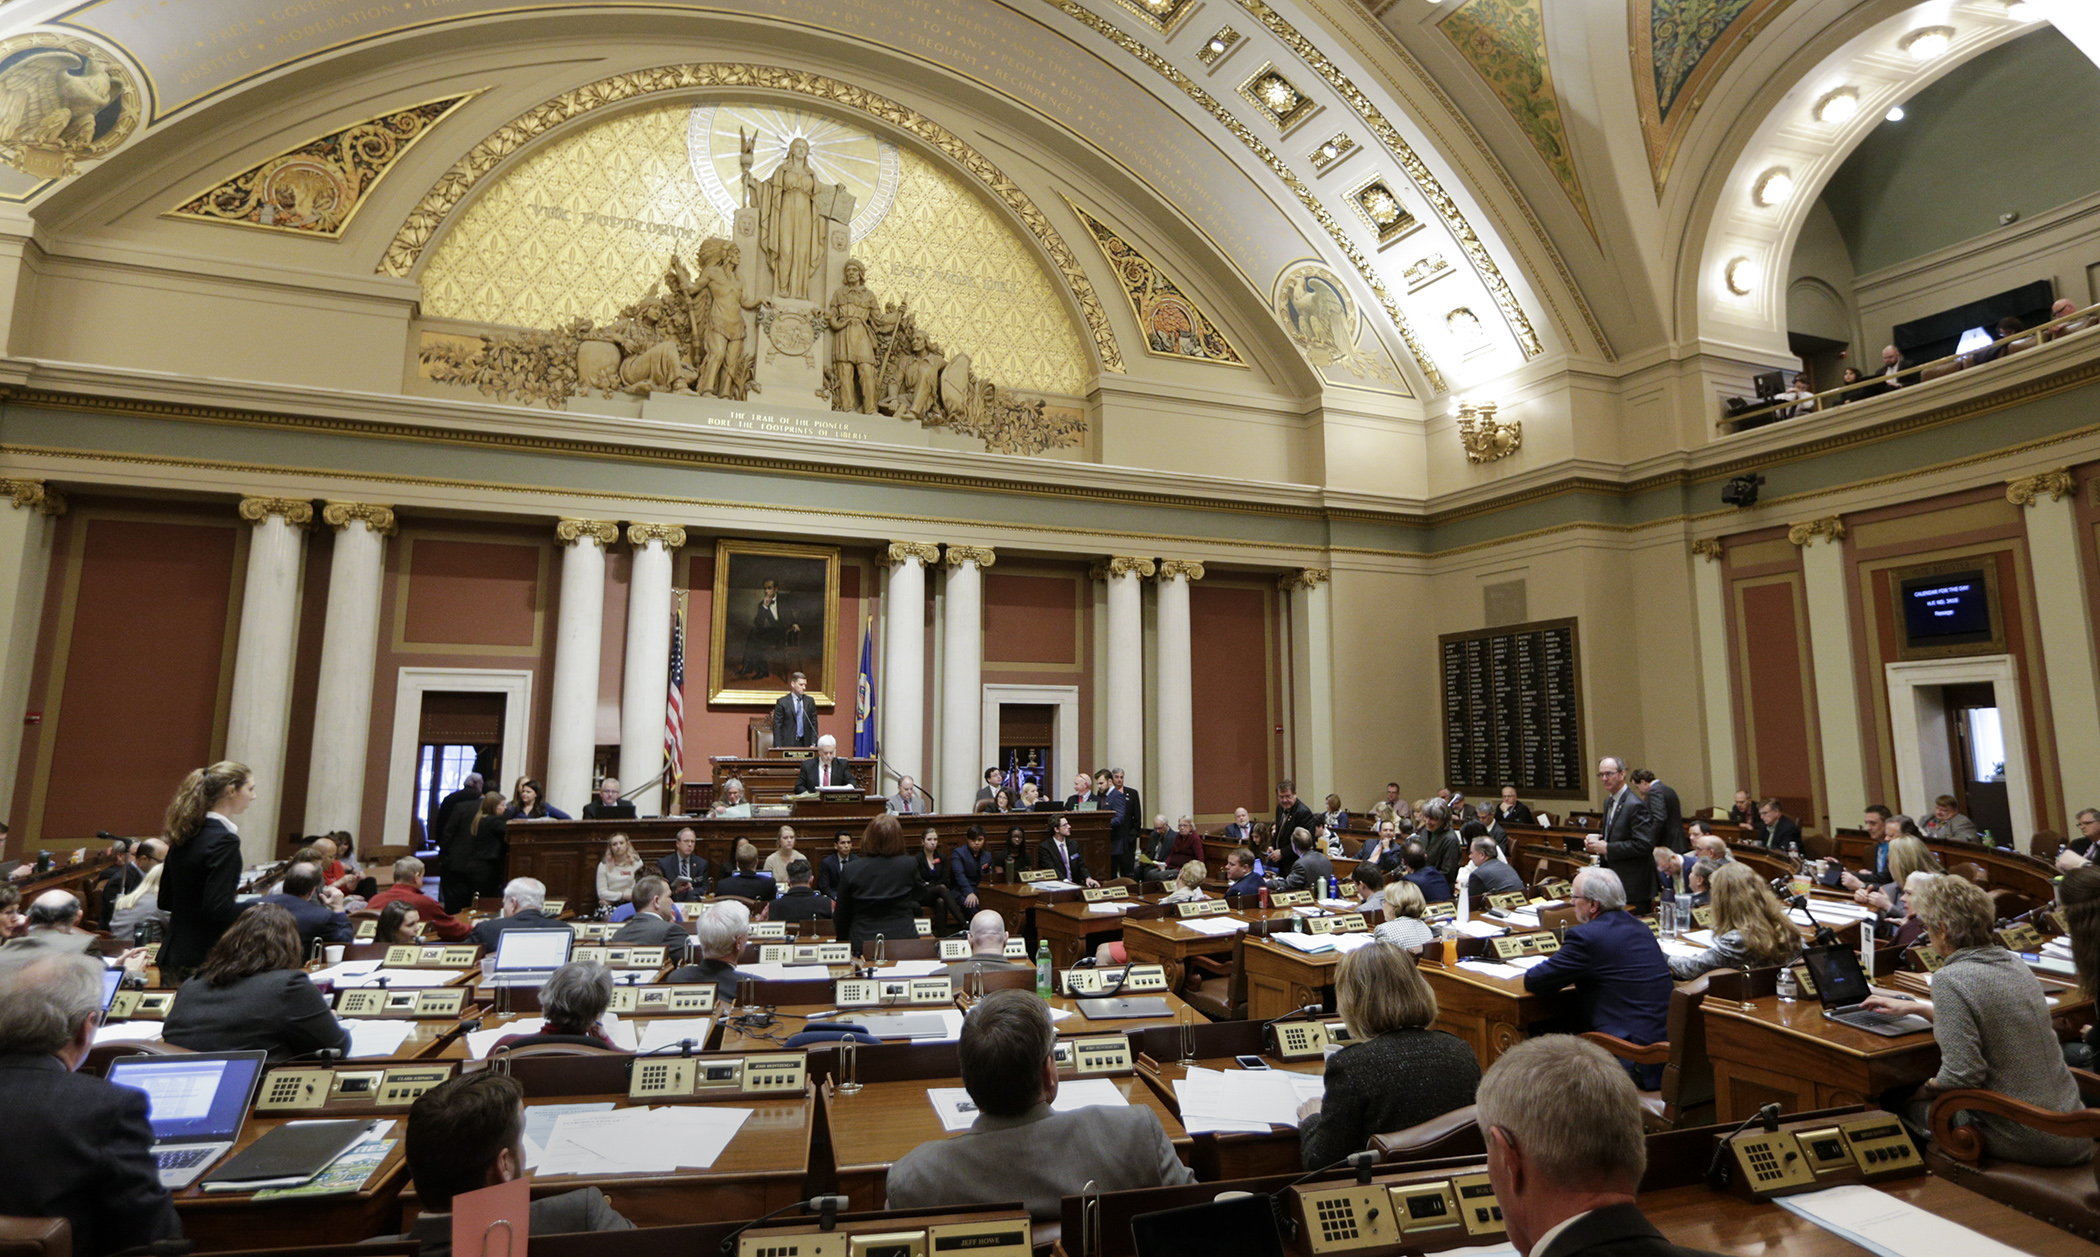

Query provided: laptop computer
[100,966,124,1011]
[486,927,574,988]
[106,1050,267,1189]
[1801,945,1932,1037]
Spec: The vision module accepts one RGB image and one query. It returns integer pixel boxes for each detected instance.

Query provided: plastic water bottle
[1776,966,1799,1003]
[1329,874,1340,900]
[1456,876,1470,926]
[1035,940,1052,997]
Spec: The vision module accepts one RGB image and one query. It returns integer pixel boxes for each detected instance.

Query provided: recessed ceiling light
[1902,26,1955,60]
[1209,38,1226,52]
[1885,105,1907,122]
[1753,168,1795,208]
[1726,257,1755,296]
[1814,88,1860,124]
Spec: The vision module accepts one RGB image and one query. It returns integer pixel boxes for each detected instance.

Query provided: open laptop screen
[108,1052,264,1141]
[494,927,573,972]
[1801,945,1871,1007]
[100,967,123,1010]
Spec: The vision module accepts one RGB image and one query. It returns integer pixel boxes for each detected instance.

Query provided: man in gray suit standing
[886,990,1193,1224]
[1631,769,1687,855]
[770,672,818,749]
[1584,756,1659,910]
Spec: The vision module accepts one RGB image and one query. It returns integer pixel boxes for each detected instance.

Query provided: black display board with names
[1439,618,1587,799]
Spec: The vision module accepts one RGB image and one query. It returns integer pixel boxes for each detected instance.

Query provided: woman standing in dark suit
[456,792,507,906]
[158,761,255,978]
[835,814,919,955]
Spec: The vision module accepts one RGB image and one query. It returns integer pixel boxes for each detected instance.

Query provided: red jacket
[366,883,472,941]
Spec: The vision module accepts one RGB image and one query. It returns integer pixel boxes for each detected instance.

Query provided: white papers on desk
[736,962,822,982]
[1088,902,1133,915]
[2044,937,2072,959]
[1776,1183,2035,1257]
[1496,909,1543,929]
[532,1104,753,1176]
[1503,954,1554,971]
[1658,938,1709,959]
[307,959,385,985]
[1052,1078,1132,1116]
[927,1087,987,1132]
[878,960,948,977]
[857,1008,965,1040]
[1032,879,1080,892]
[326,968,458,989]
[521,1103,615,1167]
[1457,960,1526,981]
[1452,919,1508,939]
[1173,1065,1324,1131]
[93,1021,164,1045]
[345,1019,417,1058]
[1682,929,1716,948]
[633,1018,715,1054]
[1178,917,1247,937]
[462,1025,517,1059]
[2037,955,2077,978]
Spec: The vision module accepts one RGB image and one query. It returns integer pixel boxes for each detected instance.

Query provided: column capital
[626,522,687,549]
[1786,517,1844,547]
[1277,568,1329,591]
[2006,469,2076,507]
[943,544,997,569]
[884,541,941,568]
[556,518,621,547]
[2,479,65,516]
[1156,559,1206,582]
[1089,555,1155,581]
[1690,539,1725,562]
[320,502,397,536]
[238,496,313,527]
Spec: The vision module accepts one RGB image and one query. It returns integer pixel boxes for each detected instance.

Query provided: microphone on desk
[718,1196,854,1253]
[1260,1003,1323,1032]
[1783,892,1841,951]
[1706,1102,1785,1186]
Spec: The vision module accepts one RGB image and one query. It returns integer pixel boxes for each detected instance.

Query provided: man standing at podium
[770,671,818,749]
[794,734,857,792]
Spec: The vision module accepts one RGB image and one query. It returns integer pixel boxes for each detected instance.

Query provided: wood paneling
[1731,574,1821,818]
[399,538,542,649]
[985,572,1079,667]
[1190,582,1273,817]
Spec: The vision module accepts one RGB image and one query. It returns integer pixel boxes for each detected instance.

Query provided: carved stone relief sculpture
[0,34,139,180]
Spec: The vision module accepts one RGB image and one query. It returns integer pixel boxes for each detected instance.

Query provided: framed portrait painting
[709,539,841,706]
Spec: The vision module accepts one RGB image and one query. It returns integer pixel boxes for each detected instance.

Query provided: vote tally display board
[1439,617,1587,798]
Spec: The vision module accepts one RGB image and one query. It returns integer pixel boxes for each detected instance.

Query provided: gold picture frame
[709,539,840,707]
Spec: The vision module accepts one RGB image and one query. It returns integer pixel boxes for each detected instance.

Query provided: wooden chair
[1577,976,1715,1131]
[490,1041,630,1058]
[1180,931,1249,1022]
[748,716,775,757]
[1371,1105,1484,1164]
[0,1218,69,1257]
[1924,1072,2100,1240]
[1953,862,1990,886]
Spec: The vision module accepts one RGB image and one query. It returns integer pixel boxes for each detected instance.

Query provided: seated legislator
[1756,798,1804,858]
[716,842,779,904]
[1224,847,1265,900]
[795,734,858,792]
[392,1071,633,1257]
[948,909,1032,979]
[1863,874,2092,1167]
[1461,837,1526,898]
[163,903,350,1062]
[367,856,472,941]
[1298,942,1480,1168]
[107,840,169,944]
[1397,841,1451,904]
[835,814,920,955]
[1372,881,1436,951]
[1666,863,1800,980]
[468,878,563,950]
[1921,794,1982,844]
[255,861,352,954]
[492,960,622,1052]
[1476,1036,1723,1257]
[710,777,753,819]
[608,877,691,950]
[579,777,637,821]
[1521,868,1671,1087]
[2057,865,2100,1068]
[1351,863,1386,916]
[762,859,834,923]
[913,827,969,933]
[595,834,643,911]
[657,828,711,902]
[1036,814,1100,888]
[886,990,1194,1224]
[1,890,97,953]
[1097,864,1207,966]
[949,825,999,914]
[817,831,854,898]
[0,950,180,1257]
[374,900,422,945]
[762,827,802,884]
[1270,826,1335,894]
[665,900,757,1001]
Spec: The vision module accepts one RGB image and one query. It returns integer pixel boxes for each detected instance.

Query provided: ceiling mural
[1064,198,1246,367]
[0,31,140,198]
[166,93,478,236]
[1437,0,1594,239]
[1632,0,1796,194]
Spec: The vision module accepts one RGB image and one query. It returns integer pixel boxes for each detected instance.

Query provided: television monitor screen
[1753,370,1785,399]
[1899,569,1992,646]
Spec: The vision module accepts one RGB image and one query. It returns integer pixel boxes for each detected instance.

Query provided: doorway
[384,668,534,851]
[1885,655,2033,847]
[1940,682,2011,844]
[980,684,1080,811]
[997,703,1056,801]
[413,690,506,851]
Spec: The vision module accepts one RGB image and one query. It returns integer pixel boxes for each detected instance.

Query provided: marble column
[1279,569,1335,800]
[301,503,395,838]
[1092,556,1154,785]
[618,523,685,817]
[1791,516,1865,828]
[225,496,312,862]
[1155,560,1203,822]
[547,519,619,817]
[1689,540,1741,809]
[939,545,994,814]
[0,481,64,831]
[882,542,940,788]
[2008,471,2100,813]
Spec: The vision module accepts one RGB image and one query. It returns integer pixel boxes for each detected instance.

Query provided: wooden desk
[1640,1175,2096,1256]
[1036,899,1150,970]
[1135,1055,1322,1180]
[707,756,876,805]
[1703,994,1941,1122]
[174,1116,410,1251]
[1242,938,1341,1021]
[1416,956,1561,1063]
[716,993,1200,1051]
[825,1072,1190,1210]
[1118,910,1302,992]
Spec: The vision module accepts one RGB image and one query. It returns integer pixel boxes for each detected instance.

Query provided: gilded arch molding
[377,63,1124,375]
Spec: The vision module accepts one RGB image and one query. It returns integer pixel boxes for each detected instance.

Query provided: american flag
[664,591,687,793]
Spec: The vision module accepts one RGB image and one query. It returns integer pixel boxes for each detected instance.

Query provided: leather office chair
[749,715,775,757]
[1953,862,1990,887]
[490,1041,628,1058]
[1180,932,1248,1022]
[1577,976,1715,1130]
[1924,1072,2100,1240]
[82,1038,189,1077]
[1371,1104,1484,1163]
[0,1218,69,1257]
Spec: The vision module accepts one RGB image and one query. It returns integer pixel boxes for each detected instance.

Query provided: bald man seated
[945,910,1028,979]
[1,891,96,953]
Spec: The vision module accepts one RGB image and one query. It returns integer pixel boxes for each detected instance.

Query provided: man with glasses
[1522,867,1672,1088]
[2055,809,2100,872]
[1584,757,1659,911]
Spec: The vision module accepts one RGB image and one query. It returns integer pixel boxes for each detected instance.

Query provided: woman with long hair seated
[163,903,350,1061]
[493,960,624,1052]
[2055,866,2100,1068]
[1668,862,1801,979]
[596,833,643,912]
[504,776,570,821]
[1297,943,1480,1168]
[374,899,422,945]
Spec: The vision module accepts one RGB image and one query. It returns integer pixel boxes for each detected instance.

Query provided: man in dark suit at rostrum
[1583,756,1659,910]
[1631,769,1687,855]
[1474,1036,1724,1257]
[256,862,352,954]
[607,877,691,950]
[794,735,858,792]
[390,1070,633,1257]
[1036,816,1099,889]
[579,777,637,821]
[0,950,180,1257]
[770,671,819,749]
[1522,867,1672,1089]
[1273,779,1315,876]
[886,989,1194,1225]
[467,878,564,950]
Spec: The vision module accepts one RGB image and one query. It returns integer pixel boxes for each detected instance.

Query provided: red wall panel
[1190,583,1271,818]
